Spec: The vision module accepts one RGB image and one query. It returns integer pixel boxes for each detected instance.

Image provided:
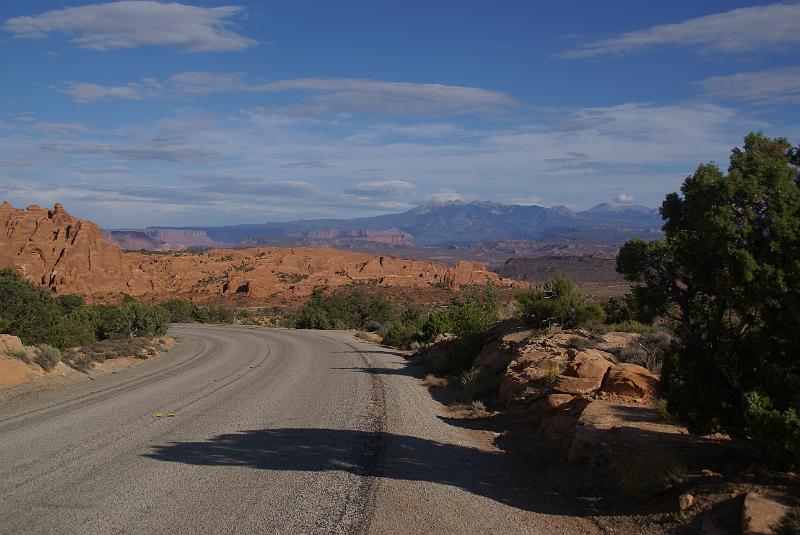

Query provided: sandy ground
[0,341,175,405]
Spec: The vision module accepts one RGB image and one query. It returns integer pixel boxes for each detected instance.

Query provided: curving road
[0,325,598,534]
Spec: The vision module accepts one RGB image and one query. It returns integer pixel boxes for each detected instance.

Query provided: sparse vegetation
[34,344,62,371]
[617,331,672,373]
[618,450,686,499]
[422,373,448,388]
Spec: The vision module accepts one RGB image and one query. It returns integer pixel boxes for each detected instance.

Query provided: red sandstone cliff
[0,202,133,294]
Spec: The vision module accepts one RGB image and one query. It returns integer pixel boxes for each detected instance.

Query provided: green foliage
[516,273,606,328]
[744,392,800,467]
[57,294,85,314]
[0,269,68,347]
[0,268,169,351]
[294,287,395,330]
[617,133,800,464]
[159,299,235,324]
[419,283,502,343]
[160,299,195,322]
[60,307,101,347]
[35,344,62,371]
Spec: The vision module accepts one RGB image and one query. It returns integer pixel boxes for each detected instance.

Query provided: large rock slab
[563,349,614,379]
[601,363,659,399]
[595,332,640,355]
[742,493,790,535]
[554,374,604,395]
[0,334,23,354]
[568,400,688,462]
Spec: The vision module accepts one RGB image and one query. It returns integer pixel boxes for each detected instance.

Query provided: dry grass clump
[421,373,448,388]
[355,331,383,344]
[7,346,33,363]
[34,344,62,371]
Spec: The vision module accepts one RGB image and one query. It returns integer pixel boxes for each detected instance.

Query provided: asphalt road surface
[0,325,599,534]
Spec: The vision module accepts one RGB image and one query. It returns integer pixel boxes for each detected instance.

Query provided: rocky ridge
[0,202,524,305]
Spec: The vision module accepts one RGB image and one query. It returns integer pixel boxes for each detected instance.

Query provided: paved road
[0,325,598,534]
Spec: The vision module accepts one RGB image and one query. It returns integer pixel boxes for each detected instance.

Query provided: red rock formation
[0,202,133,294]
[0,202,525,305]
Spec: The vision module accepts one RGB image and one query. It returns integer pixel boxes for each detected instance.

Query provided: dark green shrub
[618,133,800,465]
[294,287,395,330]
[0,269,68,346]
[57,294,85,314]
[380,321,418,349]
[60,307,101,347]
[160,299,195,322]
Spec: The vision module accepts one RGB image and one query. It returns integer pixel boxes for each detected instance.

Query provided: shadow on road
[145,427,589,515]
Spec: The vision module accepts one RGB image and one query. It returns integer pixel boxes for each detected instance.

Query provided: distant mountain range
[106,201,663,251]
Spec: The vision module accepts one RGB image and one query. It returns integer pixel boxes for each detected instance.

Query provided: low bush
[35,344,62,371]
[617,332,672,373]
[516,274,605,329]
[294,287,395,330]
[8,346,31,363]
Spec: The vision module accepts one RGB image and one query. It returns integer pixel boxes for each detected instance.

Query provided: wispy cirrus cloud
[250,78,518,115]
[561,3,800,58]
[38,139,218,163]
[56,72,518,115]
[698,66,800,105]
[59,80,158,103]
[2,1,256,52]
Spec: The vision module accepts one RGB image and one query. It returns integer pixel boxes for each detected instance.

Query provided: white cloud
[167,71,247,94]
[252,78,517,115]
[428,188,464,203]
[56,73,517,117]
[346,180,418,197]
[60,82,149,103]
[2,1,256,52]
[616,193,634,203]
[561,3,800,58]
[30,121,88,133]
[698,66,800,104]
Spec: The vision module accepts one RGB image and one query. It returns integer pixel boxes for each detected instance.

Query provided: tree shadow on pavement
[145,427,604,516]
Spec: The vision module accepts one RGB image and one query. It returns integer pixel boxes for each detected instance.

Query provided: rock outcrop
[0,202,133,294]
[424,325,676,462]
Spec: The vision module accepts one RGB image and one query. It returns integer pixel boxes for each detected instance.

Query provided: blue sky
[0,1,798,227]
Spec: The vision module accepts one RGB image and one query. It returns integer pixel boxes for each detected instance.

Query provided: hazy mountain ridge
[106,200,664,250]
